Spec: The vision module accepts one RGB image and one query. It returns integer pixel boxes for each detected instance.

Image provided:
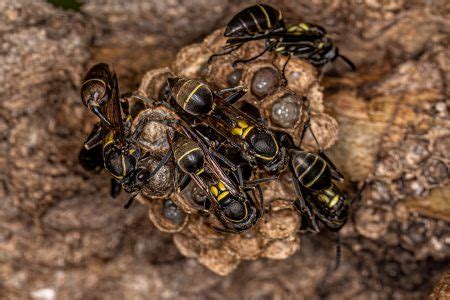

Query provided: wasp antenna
[339,54,356,71]
[334,232,341,271]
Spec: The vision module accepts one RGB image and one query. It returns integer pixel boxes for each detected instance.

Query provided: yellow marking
[257,4,271,28]
[211,185,219,197]
[231,127,243,136]
[277,9,283,20]
[195,168,205,176]
[217,181,226,191]
[297,154,318,181]
[318,42,324,49]
[249,12,262,32]
[305,159,327,188]
[237,120,248,128]
[183,83,204,110]
[329,194,339,208]
[242,126,254,139]
[275,46,285,52]
[176,147,201,166]
[129,149,136,155]
[217,191,229,201]
[287,25,297,32]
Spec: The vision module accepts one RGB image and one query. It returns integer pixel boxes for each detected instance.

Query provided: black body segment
[224,4,284,37]
[172,132,205,174]
[292,151,332,191]
[168,78,214,116]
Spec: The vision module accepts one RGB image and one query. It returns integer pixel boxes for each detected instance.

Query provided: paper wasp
[208,4,355,81]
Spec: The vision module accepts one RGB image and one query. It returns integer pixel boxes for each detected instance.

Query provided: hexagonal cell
[148,198,189,233]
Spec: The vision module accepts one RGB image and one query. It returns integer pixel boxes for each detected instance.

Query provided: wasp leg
[318,151,345,181]
[110,178,122,198]
[350,181,367,205]
[280,54,291,86]
[214,86,247,97]
[84,122,103,150]
[290,167,319,233]
[210,151,237,170]
[124,193,138,209]
[334,232,341,271]
[339,54,356,71]
[88,101,114,130]
[175,172,191,193]
[208,43,244,63]
[245,176,278,186]
[232,41,277,67]
[148,148,173,179]
[298,100,344,181]
[209,224,237,234]
[256,184,265,215]
[222,88,247,105]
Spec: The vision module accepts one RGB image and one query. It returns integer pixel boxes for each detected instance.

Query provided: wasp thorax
[221,197,246,221]
[103,144,137,179]
[251,67,279,99]
[168,77,213,115]
[270,94,301,128]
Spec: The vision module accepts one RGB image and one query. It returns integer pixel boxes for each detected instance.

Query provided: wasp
[281,121,364,269]
[135,115,265,233]
[167,77,288,175]
[209,4,355,80]
[79,63,153,205]
[80,63,131,146]
[208,4,285,62]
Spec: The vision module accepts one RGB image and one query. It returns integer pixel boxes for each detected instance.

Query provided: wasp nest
[128,28,339,275]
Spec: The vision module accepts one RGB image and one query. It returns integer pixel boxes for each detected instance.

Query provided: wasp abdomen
[80,63,112,107]
[225,4,283,37]
[293,151,332,191]
[168,78,213,116]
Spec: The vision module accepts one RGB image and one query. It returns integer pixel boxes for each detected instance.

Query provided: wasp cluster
[126,30,338,275]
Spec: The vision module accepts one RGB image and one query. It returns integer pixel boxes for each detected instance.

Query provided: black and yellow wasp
[134,116,266,233]
[78,63,148,202]
[167,77,288,175]
[209,4,355,80]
